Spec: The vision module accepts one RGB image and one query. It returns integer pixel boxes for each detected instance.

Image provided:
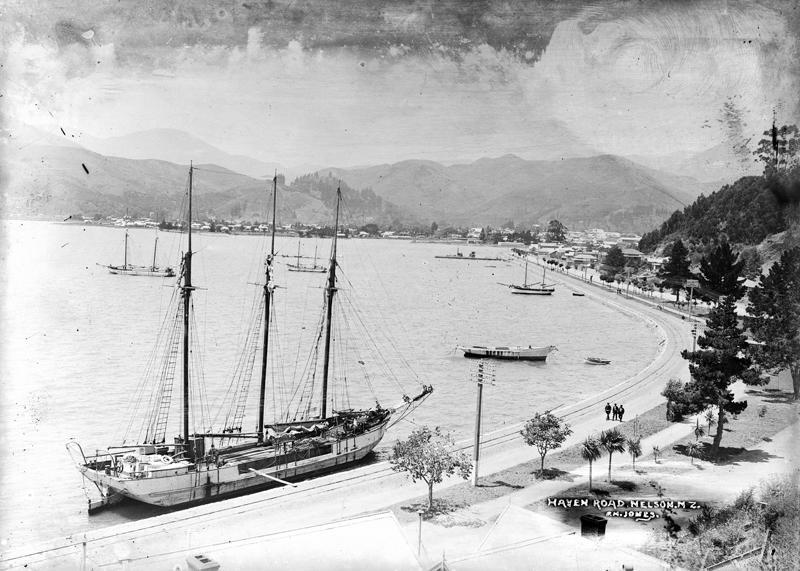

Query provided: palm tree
[694,418,705,441]
[580,436,602,491]
[687,441,701,465]
[599,428,626,481]
[704,408,716,435]
[627,436,642,471]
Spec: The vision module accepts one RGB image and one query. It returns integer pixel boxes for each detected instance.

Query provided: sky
[2,0,799,169]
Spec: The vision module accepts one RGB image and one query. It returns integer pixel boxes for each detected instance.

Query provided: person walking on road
[605,402,611,420]
[618,405,625,422]
[612,403,619,421]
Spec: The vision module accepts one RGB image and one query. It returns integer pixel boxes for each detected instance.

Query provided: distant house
[621,248,644,261]
[537,242,561,255]
[618,234,642,248]
[573,253,596,266]
[646,256,668,270]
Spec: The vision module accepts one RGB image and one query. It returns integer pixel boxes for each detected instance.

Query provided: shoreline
[1,252,739,570]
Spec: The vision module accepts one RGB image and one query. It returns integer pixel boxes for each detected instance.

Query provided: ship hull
[462,352,548,361]
[106,264,174,277]
[509,287,554,295]
[80,421,388,508]
[459,345,555,361]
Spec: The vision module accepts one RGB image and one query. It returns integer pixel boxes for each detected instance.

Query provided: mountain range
[2,142,402,226]
[76,129,285,180]
[3,125,723,232]
[321,154,718,232]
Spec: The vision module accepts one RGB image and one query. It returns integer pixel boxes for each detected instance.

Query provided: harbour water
[0,221,659,549]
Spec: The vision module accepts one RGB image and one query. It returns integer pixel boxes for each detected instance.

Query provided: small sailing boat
[502,257,555,295]
[286,240,326,273]
[68,166,432,511]
[99,230,175,277]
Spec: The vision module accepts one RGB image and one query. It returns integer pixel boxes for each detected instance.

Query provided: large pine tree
[698,241,745,302]
[681,295,764,456]
[659,239,692,302]
[747,247,800,400]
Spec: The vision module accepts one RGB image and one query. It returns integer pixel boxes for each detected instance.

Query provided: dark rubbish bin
[580,514,608,536]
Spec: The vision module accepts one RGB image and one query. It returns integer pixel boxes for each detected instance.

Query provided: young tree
[627,436,642,471]
[704,408,716,435]
[580,436,602,492]
[389,426,472,510]
[694,418,705,441]
[698,241,745,302]
[520,411,573,474]
[652,445,660,463]
[686,441,701,465]
[681,295,765,457]
[659,239,692,302]
[599,428,626,481]
[662,377,687,421]
[747,247,800,400]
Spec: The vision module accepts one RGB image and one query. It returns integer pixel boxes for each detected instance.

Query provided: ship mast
[124,230,129,268]
[152,236,159,271]
[320,187,341,419]
[523,256,528,286]
[257,174,278,443]
[182,163,194,447]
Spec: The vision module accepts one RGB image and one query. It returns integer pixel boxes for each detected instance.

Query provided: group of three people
[604,402,625,421]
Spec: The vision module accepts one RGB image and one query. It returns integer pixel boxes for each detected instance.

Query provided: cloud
[519,2,797,156]
[4,1,798,167]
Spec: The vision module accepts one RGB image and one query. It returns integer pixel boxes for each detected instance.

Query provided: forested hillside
[638,176,786,252]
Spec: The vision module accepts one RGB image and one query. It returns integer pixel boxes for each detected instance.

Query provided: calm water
[0,221,658,548]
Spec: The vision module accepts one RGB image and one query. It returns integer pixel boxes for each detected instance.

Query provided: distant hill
[320,154,711,233]
[75,128,284,180]
[637,176,787,253]
[627,143,760,184]
[2,144,401,224]
[3,135,715,233]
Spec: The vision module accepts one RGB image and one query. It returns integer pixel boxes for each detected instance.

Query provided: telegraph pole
[471,360,495,487]
[685,279,699,352]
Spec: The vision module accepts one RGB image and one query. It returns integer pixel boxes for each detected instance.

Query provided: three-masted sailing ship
[99,230,175,277]
[68,165,432,511]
